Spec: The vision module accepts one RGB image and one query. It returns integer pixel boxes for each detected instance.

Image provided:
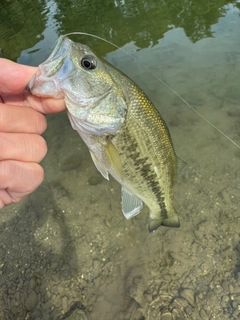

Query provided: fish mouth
[27,69,64,99]
[26,73,37,92]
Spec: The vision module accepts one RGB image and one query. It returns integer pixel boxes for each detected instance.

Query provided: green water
[1,0,240,319]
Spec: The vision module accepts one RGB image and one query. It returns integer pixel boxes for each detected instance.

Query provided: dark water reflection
[1,1,240,320]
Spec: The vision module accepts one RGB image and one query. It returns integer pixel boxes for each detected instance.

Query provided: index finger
[0,58,36,94]
[0,59,66,114]
[2,91,66,114]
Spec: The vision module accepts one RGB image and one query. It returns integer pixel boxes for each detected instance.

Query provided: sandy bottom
[1,16,240,320]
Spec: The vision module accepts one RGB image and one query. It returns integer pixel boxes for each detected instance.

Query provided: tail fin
[148,211,180,233]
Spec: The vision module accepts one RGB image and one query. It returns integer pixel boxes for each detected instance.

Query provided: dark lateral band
[0,95,4,103]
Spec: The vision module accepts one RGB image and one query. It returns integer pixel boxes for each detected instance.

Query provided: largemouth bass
[28,35,180,232]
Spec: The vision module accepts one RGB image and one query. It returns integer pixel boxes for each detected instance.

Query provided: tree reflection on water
[0,0,239,61]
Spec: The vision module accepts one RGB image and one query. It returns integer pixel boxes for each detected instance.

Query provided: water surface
[0,0,240,319]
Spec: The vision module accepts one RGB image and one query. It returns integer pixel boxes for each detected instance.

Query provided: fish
[28,35,180,232]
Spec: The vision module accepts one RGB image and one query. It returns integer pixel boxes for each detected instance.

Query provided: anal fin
[121,187,143,219]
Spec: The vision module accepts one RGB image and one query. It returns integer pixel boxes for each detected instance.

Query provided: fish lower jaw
[29,74,64,98]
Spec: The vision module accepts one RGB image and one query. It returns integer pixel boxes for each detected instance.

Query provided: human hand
[0,58,66,208]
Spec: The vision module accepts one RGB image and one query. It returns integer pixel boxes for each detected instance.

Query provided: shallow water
[0,0,240,319]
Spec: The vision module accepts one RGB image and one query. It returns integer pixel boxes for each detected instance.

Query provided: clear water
[0,0,240,319]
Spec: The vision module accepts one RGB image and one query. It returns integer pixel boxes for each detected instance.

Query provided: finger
[0,59,37,94]
[0,132,47,162]
[1,91,66,114]
[0,160,44,207]
[0,104,47,133]
[0,59,36,94]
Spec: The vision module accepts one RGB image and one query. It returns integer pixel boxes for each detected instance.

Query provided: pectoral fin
[90,150,109,180]
[89,141,122,181]
[105,141,123,180]
[121,187,143,219]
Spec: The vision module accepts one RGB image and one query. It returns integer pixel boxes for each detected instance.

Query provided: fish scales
[28,35,180,232]
[111,81,177,229]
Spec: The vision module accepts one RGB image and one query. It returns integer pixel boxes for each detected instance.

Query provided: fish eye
[81,55,97,70]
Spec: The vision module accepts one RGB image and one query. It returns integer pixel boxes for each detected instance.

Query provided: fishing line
[63,32,240,149]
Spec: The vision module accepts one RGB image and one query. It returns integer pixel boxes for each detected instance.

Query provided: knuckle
[0,160,11,182]
[38,136,48,158]
[33,164,44,187]
[0,161,44,206]
[31,135,48,161]
[35,112,47,134]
